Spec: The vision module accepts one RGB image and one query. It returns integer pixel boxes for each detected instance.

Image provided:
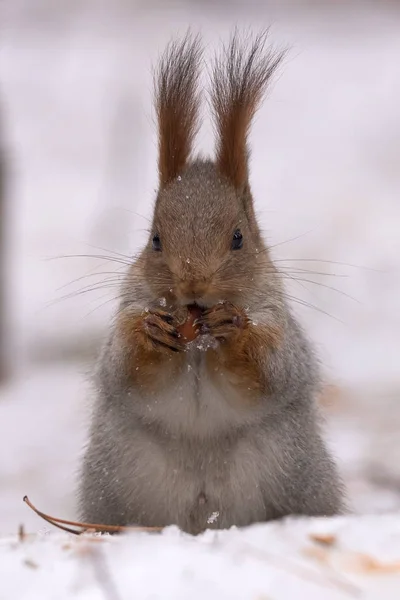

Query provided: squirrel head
[137,32,284,309]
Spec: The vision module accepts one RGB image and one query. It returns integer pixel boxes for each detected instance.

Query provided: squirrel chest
[126,348,268,530]
[138,343,257,437]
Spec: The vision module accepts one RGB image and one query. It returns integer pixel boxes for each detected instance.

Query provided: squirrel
[78,32,345,534]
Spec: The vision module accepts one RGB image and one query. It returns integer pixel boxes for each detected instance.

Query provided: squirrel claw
[143,311,185,353]
[197,302,247,341]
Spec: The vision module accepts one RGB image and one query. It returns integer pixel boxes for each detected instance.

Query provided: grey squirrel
[78,32,345,534]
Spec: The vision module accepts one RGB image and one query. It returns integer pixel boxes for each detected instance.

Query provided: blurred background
[0,0,399,535]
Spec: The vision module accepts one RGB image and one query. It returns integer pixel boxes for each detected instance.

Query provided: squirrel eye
[152,234,162,251]
[231,229,243,250]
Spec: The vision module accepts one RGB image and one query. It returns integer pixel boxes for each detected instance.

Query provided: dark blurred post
[0,107,6,382]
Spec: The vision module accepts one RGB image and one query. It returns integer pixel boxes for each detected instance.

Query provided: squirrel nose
[177,280,209,300]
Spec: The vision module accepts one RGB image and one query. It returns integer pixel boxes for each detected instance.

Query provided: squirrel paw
[142,308,186,353]
[196,302,248,342]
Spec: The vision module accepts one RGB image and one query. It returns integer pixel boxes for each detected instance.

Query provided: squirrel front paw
[197,302,248,342]
[141,308,186,353]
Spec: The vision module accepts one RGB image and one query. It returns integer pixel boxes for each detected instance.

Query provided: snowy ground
[2,515,400,600]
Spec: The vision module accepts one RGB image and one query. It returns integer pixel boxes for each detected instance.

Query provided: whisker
[279,292,344,324]
[214,270,346,323]
[55,270,127,292]
[276,271,312,298]
[82,242,135,261]
[270,265,349,278]
[273,258,383,272]
[277,275,361,304]
[268,229,314,250]
[43,284,128,310]
[109,207,152,224]
[83,294,124,319]
[45,254,133,267]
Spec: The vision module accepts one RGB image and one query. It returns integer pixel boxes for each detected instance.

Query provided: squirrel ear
[210,30,284,191]
[154,32,203,187]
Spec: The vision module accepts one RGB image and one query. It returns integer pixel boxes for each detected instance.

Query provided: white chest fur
[120,345,271,528]
[135,343,259,436]
[118,417,269,530]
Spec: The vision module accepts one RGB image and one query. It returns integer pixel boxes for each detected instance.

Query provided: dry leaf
[309,532,336,546]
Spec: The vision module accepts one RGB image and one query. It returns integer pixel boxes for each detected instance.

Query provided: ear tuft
[154,32,203,187]
[210,30,285,190]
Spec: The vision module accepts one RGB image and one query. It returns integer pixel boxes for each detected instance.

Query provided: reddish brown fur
[214,322,282,401]
[211,31,284,190]
[202,302,282,403]
[155,33,203,187]
[115,309,185,393]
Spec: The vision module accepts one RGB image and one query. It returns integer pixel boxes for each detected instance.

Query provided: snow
[1,515,400,600]
[0,365,88,536]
